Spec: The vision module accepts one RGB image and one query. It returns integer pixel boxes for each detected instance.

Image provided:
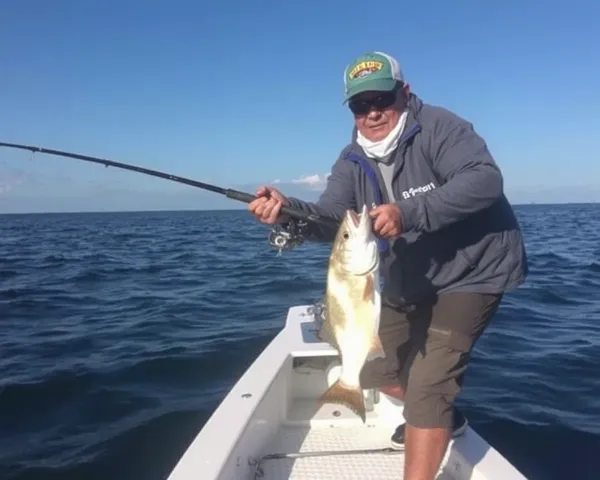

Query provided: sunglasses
[349,90,397,115]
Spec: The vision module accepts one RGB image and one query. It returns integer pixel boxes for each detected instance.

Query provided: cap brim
[343,78,398,103]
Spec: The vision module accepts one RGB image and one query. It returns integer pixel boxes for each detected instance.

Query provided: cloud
[273,173,331,191]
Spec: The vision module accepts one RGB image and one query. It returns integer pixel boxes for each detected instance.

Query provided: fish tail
[319,379,366,423]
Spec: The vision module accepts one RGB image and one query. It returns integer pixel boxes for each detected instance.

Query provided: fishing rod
[0,141,340,252]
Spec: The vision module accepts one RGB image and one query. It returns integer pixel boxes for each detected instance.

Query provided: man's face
[349,86,407,142]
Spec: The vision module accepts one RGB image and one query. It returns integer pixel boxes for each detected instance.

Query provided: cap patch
[348,61,384,80]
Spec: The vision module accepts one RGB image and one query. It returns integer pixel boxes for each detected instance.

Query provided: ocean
[1,204,599,480]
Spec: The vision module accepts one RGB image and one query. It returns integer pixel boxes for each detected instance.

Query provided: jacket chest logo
[401,182,436,199]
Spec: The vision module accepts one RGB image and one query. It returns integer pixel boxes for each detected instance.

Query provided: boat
[166,304,527,480]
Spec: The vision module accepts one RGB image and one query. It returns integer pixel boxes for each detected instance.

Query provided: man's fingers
[259,203,272,219]
[267,200,283,224]
[369,205,383,217]
[251,198,280,223]
[249,196,268,215]
[373,213,402,239]
[252,198,283,224]
[260,200,276,219]
[379,221,395,238]
[373,213,389,233]
[268,188,280,199]
[380,221,401,239]
[256,186,269,197]
[249,186,288,225]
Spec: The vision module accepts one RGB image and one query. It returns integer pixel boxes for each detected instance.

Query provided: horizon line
[1,201,598,216]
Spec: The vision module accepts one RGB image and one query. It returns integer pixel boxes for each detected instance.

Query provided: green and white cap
[343,51,404,102]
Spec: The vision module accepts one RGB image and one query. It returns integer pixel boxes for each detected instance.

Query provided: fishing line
[0,141,340,252]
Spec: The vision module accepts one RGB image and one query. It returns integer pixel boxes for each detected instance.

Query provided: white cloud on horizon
[272,173,331,190]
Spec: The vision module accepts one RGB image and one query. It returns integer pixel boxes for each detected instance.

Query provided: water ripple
[1,205,599,480]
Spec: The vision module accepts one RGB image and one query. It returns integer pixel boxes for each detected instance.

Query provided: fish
[317,204,385,422]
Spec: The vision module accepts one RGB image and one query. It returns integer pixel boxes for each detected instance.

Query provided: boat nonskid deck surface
[254,425,405,479]
[247,374,453,480]
[166,306,527,480]
[252,418,454,480]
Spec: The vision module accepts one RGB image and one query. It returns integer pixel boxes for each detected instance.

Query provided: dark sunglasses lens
[349,100,370,115]
[372,92,396,109]
[349,91,396,115]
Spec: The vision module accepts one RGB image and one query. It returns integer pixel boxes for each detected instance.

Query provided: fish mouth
[347,210,360,228]
[346,205,369,230]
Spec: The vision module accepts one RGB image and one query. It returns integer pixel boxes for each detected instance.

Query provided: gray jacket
[287,94,528,305]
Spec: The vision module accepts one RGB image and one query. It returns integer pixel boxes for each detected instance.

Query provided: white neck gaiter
[356,111,408,160]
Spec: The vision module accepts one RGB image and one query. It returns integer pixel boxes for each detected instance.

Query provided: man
[249,51,528,480]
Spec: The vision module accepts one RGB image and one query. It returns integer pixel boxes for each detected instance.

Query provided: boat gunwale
[167,327,292,479]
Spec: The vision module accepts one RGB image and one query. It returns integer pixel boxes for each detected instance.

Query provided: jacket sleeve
[286,154,356,242]
[397,120,503,233]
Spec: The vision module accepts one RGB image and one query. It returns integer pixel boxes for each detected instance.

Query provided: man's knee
[359,358,399,390]
[380,384,405,400]
[402,328,474,429]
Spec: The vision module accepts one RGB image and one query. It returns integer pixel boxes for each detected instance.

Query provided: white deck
[258,424,407,479]
[167,305,528,480]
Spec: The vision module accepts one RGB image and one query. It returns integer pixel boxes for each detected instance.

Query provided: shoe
[390,409,468,450]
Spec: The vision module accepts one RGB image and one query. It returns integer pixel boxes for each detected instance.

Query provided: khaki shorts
[359,292,503,429]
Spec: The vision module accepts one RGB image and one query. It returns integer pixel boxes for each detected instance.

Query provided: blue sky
[1,0,599,213]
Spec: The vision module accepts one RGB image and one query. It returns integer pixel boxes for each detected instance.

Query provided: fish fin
[362,273,374,303]
[319,379,366,423]
[366,333,386,361]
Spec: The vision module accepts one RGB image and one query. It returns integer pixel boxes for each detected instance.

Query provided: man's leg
[359,302,415,399]
[381,304,467,450]
[402,292,503,480]
[381,384,405,400]
[360,299,445,444]
[389,352,468,450]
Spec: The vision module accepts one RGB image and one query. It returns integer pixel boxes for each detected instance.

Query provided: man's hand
[248,186,290,225]
[370,204,403,239]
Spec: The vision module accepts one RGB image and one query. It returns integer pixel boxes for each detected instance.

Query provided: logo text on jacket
[401,182,436,199]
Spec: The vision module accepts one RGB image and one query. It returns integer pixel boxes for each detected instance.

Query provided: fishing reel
[267,219,310,254]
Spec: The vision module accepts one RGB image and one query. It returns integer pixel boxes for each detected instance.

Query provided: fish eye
[343,232,349,239]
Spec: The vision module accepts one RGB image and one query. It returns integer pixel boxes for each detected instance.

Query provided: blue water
[1,205,599,480]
